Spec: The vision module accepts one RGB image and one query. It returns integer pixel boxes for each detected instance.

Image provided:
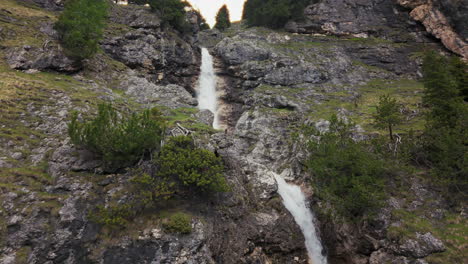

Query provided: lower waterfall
[274,174,328,264]
[197,47,219,129]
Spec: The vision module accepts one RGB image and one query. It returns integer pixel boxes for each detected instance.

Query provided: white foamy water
[274,174,328,264]
[197,48,219,129]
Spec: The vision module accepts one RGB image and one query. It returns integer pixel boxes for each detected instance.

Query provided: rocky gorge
[0,0,466,264]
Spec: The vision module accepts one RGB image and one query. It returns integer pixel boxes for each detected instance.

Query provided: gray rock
[6,45,79,72]
[215,36,271,65]
[122,74,197,108]
[194,109,214,127]
[264,63,328,86]
[394,232,445,258]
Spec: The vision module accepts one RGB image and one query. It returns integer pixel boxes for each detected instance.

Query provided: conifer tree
[55,0,108,61]
[421,52,467,198]
[149,0,188,32]
[373,94,402,141]
[214,5,230,31]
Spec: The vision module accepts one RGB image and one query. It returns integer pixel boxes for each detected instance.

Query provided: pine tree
[149,0,188,32]
[373,94,402,141]
[421,52,467,198]
[214,5,230,31]
[55,0,108,61]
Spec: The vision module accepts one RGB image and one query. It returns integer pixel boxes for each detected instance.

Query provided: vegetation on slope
[242,0,310,29]
[55,0,108,61]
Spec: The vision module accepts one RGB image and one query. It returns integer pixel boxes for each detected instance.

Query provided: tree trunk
[388,123,393,141]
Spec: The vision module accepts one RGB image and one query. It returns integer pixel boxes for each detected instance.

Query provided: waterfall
[274,174,328,264]
[197,48,220,129]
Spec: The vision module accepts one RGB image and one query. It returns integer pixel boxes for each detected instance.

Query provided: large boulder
[215,35,271,65]
[6,44,80,72]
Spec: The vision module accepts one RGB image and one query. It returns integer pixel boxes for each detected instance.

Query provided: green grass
[310,78,425,133]
[388,209,467,264]
[0,0,55,48]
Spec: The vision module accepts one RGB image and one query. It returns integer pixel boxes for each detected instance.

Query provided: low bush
[89,204,133,228]
[162,212,192,234]
[156,136,228,193]
[68,104,165,169]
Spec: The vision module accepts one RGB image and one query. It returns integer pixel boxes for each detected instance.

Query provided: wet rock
[194,109,214,127]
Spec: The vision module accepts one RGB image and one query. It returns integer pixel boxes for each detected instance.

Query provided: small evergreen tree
[156,136,228,192]
[214,5,231,31]
[149,0,188,32]
[55,0,108,61]
[306,115,387,220]
[373,94,402,141]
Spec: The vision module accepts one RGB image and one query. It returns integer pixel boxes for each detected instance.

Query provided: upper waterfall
[197,48,220,129]
[274,174,328,264]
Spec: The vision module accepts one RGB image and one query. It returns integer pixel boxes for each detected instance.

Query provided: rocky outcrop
[6,44,80,72]
[103,5,201,91]
[397,0,467,59]
[287,0,467,58]
[286,0,428,42]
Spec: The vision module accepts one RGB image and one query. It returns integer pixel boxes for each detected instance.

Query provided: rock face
[397,0,467,59]
[0,1,458,264]
[286,0,428,42]
[288,0,467,58]
[103,5,201,91]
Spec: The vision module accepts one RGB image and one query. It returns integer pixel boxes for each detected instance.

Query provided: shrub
[68,104,165,169]
[306,115,387,220]
[156,136,228,192]
[129,172,175,209]
[89,204,133,228]
[55,0,108,61]
[162,212,192,234]
[214,5,230,31]
[149,0,189,32]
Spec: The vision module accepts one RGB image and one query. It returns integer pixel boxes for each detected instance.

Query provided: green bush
[306,115,387,220]
[242,0,309,29]
[214,5,230,31]
[149,0,189,32]
[89,204,133,228]
[162,212,192,234]
[55,0,108,61]
[68,104,165,169]
[156,136,228,192]
[129,172,175,209]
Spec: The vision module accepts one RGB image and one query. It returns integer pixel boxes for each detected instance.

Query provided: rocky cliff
[0,0,466,264]
[287,0,467,59]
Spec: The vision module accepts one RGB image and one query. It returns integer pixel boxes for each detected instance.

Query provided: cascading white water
[274,174,327,264]
[197,48,220,129]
